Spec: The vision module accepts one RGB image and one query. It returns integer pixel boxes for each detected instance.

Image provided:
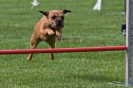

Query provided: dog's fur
[27,10,71,61]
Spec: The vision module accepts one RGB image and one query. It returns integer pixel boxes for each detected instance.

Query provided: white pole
[93,0,102,11]
[126,0,133,86]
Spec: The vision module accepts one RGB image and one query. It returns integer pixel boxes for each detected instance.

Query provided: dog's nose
[56,20,62,26]
[57,20,62,24]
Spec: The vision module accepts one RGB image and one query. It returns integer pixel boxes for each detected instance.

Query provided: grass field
[0,0,129,88]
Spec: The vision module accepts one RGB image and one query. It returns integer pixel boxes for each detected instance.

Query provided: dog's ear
[63,10,71,14]
[39,11,49,17]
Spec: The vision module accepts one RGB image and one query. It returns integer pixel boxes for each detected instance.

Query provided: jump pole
[126,0,133,86]
[0,46,127,54]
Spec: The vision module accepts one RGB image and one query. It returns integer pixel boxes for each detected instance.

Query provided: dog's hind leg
[46,38,56,60]
[27,33,40,61]
[50,43,55,60]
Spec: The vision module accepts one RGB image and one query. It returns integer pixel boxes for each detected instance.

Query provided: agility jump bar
[0,46,127,54]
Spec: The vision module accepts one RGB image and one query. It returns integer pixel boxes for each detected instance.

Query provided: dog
[27,10,71,61]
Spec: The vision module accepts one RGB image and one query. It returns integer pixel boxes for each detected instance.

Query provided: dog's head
[39,10,71,29]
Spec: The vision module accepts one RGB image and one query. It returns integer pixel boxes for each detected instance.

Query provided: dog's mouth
[56,23,63,26]
[56,20,63,26]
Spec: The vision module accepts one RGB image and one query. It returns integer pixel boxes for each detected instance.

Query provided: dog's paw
[27,56,32,61]
[56,35,62,41]
[48,30,55,35]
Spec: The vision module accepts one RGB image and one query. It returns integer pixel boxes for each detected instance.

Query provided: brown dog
[27,10,71,61]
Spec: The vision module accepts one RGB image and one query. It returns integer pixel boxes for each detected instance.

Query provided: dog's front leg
[47,30,55,35]
[56,29,62,41]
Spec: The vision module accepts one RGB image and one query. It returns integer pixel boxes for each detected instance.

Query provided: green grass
[0,0,129,88]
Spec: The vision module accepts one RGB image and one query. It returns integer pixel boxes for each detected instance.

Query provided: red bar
[0,46,127,54]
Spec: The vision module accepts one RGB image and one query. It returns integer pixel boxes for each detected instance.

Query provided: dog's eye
[51,16,56,20]
[61,16,64,20]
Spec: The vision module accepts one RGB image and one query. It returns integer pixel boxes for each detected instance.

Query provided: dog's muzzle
[56,20,63,26]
